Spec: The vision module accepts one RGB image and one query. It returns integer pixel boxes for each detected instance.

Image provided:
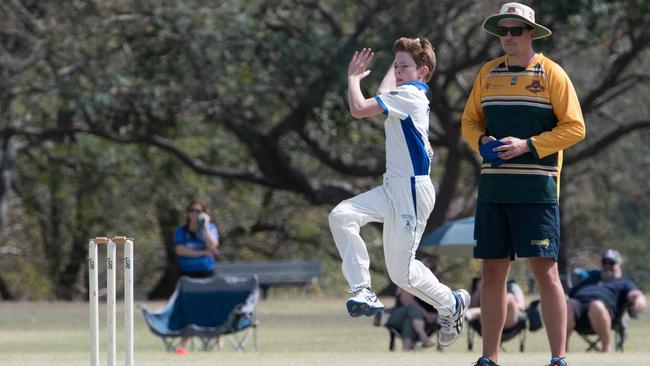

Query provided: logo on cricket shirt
[525,80,545,93]
[401,214,416,233]
[390,91,399,95]
[531,238,550,247]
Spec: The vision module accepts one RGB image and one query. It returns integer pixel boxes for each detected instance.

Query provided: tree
[1,0,649,299]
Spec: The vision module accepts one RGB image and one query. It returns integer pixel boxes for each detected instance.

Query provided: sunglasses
[601,260,617,266]
[496,26,531,37]
[187,208,202,213]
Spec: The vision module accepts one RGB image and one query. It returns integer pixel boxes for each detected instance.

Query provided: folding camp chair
[575,302,629,352]
[466,279,534,353]
[467,311,527,352]
[141,274,259,352]
[373,308,441,351]
[387,312,441,351]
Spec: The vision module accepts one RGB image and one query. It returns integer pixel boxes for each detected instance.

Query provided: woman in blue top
[173,199,222,355]
[174,199,220,278]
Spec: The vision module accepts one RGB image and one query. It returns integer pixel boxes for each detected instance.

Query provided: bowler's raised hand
[348,48,374,80]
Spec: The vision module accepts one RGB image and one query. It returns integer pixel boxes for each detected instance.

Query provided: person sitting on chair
[465,278,526,331]
[385,286,438,350]
[566,249,646,352]
[173,199,221,354]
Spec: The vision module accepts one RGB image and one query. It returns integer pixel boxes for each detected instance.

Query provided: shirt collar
[505,52,543,69]
[400,80,429,93]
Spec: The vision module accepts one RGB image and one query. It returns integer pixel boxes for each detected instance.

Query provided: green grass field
[0,297,648,366]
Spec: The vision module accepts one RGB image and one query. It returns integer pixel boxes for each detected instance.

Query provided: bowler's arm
[347,48,383,119]
[376,65,396,95]
[348,77,383,119]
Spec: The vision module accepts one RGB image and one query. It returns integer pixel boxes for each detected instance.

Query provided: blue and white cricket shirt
[374,81,433,177]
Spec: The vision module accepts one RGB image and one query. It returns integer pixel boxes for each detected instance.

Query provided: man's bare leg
[529,257,567,359]
[412,318,433,347]
[587,300,612,352]
[565,301,576,352]
[480,258,510,362]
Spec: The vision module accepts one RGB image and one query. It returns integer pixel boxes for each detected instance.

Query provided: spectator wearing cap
[566,249,646,352]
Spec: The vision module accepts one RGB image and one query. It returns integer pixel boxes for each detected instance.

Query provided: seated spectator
[385,286,438,350]
[566,249,646,352]
[465,278,526,331]
[173,199,221,354]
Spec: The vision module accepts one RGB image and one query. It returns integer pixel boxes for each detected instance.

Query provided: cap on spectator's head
[602,249,623,264]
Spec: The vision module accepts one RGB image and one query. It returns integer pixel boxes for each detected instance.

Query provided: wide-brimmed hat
[483,2,552,40]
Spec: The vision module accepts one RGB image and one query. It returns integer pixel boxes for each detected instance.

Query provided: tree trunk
[56,233,90,300]
[147,204,181,300]
[0,137,13,229]
[0,138,15,300]
[0,274,13,300]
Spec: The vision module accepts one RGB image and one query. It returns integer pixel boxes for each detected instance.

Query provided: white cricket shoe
[346,288,384,317]
[438,289,470,347]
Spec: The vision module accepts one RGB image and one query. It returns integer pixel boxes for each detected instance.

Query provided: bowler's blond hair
[392,37,436,82]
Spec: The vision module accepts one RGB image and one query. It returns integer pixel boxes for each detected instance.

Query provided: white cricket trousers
[328,175,456,316]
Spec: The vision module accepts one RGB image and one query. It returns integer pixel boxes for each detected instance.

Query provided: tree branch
[298,127,383,176]
[566,119,650,165]
[580,33,650,114]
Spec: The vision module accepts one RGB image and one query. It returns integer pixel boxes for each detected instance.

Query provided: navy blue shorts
[567,298,615,333]
[473,203,560,261]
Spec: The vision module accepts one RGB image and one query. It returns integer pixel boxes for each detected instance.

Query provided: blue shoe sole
[364,305,383,317]
[346,300,383,317]
[346,300,368,317]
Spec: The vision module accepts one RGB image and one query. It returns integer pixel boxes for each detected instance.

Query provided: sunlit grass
[0,297,648,366]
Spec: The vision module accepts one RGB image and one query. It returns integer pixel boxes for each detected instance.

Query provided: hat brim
[602,255,622,264]
[483,14,552,40]
[603,258,622,264]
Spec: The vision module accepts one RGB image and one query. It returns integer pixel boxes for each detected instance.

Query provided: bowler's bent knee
[328,205,352,230]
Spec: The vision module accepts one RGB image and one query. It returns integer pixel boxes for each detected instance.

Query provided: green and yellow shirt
[462,53,585,203]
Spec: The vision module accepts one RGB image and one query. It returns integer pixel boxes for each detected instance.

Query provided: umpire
[461,3,586,366]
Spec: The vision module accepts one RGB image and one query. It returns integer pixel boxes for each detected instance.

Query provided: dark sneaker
[346,288,384,317]
[548,357,567,366]
[438,289,470,346]
[473,356,499,366]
